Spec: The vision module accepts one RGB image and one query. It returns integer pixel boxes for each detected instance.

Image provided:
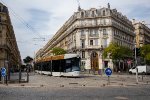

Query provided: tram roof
[36,54,79,63]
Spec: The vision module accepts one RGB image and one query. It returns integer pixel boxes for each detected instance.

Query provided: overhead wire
[0,0,45,41]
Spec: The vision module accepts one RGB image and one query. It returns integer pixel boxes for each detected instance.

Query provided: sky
[2,0,150,59]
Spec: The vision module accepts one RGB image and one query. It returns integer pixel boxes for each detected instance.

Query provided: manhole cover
[115,96,128,100]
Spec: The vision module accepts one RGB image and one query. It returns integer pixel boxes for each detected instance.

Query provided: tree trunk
[119,61,120,72]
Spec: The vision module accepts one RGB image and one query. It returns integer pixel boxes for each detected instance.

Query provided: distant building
[132,19,150,48]
[36,4,135,72]
[0,3,21,78]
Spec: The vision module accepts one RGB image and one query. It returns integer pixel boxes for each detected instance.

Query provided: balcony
[102,34,109,38]
[76,45,102,50]
[89,34,99,37]
[81,34,86,38]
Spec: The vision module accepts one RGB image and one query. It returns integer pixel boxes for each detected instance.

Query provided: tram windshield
[65,57,80,72]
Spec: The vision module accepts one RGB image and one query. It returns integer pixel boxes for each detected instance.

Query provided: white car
[129,65,150,74]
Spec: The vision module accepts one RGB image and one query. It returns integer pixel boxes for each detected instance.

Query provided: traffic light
[133,48,141,57]
[136,48,140,57]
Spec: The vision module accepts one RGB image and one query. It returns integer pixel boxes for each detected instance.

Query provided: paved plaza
[0,73,150,100]
[1,72,150,88]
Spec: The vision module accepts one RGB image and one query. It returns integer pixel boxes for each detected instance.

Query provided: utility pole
[135,43,138,83]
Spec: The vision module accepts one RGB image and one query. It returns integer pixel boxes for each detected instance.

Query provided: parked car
[129,65,150,74]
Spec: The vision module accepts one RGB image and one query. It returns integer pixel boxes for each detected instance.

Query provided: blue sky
[2,0,150,59]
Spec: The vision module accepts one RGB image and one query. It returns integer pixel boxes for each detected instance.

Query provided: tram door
[91,52,99,71]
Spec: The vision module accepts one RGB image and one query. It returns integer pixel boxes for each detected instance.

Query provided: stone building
[0,3,21,78]
[36,4,135,72]
[132,20,150,48]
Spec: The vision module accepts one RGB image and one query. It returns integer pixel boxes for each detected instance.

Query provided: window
[90,29,93,35]
[90,40,93,45]
[103,29,107,35]
[2,6,8,13]
[81,40,85,48]
[82,51,85,58]
[95,39,98,45]
[81,61,85,66]
[140,36,143,41]
[81,12,84,18]
[92,11,95,17]
[103,10,105,16]
[104,19,106,25]
[90,29,98,37]
[95,29,98,35]
[103,39,107,47]
[81,29,85,36]
[92,52,97,57]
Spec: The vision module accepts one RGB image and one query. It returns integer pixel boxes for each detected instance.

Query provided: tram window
[65,60,72,72]
[66,60,71,63]
[72,66,80,71]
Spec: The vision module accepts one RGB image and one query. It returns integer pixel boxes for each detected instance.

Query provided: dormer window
[103,10,105,16]
[81,12,84,18]
[92,11,95,17]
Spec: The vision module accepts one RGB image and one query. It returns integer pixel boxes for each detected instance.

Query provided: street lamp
[134,42,138,83]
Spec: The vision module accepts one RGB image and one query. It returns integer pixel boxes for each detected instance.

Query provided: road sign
[1,67,6,77]
[105,68,112,76]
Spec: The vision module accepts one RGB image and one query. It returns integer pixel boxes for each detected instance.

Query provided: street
[0,85,150,100]
[0,73,150,100]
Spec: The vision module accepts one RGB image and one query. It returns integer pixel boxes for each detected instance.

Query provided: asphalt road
[0,85,150,100]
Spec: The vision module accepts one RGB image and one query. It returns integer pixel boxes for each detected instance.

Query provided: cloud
[2,0,150,59]
[27,9,51,30]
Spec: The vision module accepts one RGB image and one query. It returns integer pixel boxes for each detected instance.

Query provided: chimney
[132,19,136,24]
[108,3,110,9]
[142,21,145,25]
[78,6,81,11]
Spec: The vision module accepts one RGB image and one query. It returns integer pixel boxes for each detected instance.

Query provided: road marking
[115,96,128,100]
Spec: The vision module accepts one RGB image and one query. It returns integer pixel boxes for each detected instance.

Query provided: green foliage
[102,43,133,61]
[140,44,150,64]
[23,56,33,64]
[51,47,66,55]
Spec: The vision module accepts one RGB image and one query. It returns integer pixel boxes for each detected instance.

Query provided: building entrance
[91,52,99,71]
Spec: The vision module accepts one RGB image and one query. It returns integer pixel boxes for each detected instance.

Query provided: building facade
[36,4,135,72]
[0,3,21,78]
[133,20,150,48]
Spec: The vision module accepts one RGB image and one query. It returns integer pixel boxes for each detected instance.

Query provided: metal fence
[0,70,30,84]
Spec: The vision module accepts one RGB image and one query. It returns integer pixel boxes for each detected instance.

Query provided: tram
[34,54,80,77]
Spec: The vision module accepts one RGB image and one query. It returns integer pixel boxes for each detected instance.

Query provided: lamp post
[134,43,138,83]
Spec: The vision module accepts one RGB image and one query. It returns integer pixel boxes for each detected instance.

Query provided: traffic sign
[105,68,112,76]
[1,67,6,77]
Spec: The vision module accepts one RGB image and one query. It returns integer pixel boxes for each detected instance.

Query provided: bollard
[0,71,1,81]
[19,69,22,83]
[5,75,8,85]
[27,69,29,83]
[107,76,110,85]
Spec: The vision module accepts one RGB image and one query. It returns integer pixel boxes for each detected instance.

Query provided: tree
[23,56,33,64]
[23,56,33,72]
[51,47,66,55]
[140,44,150,65]
[102,43,133,71]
